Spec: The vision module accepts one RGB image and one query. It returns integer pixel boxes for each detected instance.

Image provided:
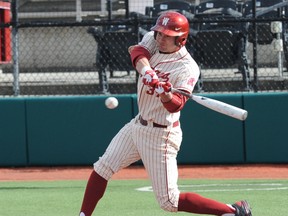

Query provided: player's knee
[93,161,113,180]
[156,188,179,212]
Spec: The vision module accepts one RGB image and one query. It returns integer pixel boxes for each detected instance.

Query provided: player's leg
[79,119,140,216]
[79,170,107,216]
[136,125,241,215]
[136,125,182,212]
[178,193,236,215]
[179,195,252,216]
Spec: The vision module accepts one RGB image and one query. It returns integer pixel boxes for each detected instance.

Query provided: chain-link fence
[0,0,288,96]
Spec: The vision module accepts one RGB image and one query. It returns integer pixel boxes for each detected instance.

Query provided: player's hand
[154,81,172,95]
[142,70,159,87]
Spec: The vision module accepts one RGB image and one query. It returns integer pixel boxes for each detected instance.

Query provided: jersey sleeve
[161,92,188,113]
[138,31,157,55]
[175,61,200,94]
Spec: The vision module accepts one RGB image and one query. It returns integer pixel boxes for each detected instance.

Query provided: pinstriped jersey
[137,31,200,126]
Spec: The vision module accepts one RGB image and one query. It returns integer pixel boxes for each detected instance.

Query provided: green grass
[0,179,287,215]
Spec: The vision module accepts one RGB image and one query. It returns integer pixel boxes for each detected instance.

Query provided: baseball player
[79,11,252,216]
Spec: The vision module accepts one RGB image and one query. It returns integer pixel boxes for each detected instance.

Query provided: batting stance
[79,11,252,216]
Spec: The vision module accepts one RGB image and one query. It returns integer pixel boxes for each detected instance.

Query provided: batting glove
[154,81,172,95]
[142,70,159,87]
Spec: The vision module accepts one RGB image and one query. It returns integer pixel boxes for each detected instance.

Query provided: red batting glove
[154,81,172,95]
[142,70,159,87]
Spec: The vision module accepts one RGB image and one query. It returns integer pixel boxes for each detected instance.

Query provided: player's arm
[129,45,159,87]
[155,82,189,113]
[159,70,199,112]
[128,45,151,75]
[128,31,156,74]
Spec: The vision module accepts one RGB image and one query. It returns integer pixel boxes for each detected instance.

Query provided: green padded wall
[25,95,133,166]
[0,98,27,166]
[244,93,288,163]
[132,94,138,117]
[1,93,287,166]
[179,94,245,164]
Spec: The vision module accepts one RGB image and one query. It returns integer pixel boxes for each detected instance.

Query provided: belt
[139,115,179,128]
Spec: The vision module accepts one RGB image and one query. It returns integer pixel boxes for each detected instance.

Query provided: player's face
[156,32,179,53]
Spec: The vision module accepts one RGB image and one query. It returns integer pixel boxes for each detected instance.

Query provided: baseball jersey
[137,31,200,126]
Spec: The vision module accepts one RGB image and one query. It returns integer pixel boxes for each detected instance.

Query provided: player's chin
[157,44,167,52]
[158,44,176,53]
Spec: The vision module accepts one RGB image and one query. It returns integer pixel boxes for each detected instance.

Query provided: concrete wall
[2,26,277,73]
[18,27,97,71]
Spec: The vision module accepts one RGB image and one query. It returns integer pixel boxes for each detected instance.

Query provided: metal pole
[125,0,129,19]
[11,0,20,96]
[277,34,283,78]
[252,0,258,92]
[107,0,112,21]
[274,22,283,77]
[76,0,82,22]
[277,7,284,77]
[100,0,106,15]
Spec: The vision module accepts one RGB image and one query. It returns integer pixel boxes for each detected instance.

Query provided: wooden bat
[171,88,248,121]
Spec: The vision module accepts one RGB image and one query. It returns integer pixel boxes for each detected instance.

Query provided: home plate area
[136,182,288,192]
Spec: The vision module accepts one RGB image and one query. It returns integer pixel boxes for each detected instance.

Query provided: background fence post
[11,0,20,96]
[252,0,258,92]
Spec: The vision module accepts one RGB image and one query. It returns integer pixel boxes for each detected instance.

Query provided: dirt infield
[0,164,287,181]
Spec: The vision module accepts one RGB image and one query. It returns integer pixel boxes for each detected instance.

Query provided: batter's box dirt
[0,164,288,181]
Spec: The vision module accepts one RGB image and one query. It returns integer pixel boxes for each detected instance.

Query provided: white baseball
[105,97,118,109]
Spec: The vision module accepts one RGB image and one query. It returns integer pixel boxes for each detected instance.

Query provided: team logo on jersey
[187,77,196,86]
[158,72,170,82]
[162,17,169,26]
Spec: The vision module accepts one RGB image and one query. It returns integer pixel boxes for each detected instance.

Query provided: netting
[0,0,287,96]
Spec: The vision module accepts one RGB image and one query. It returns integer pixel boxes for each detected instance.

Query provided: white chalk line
[136,183,288,192]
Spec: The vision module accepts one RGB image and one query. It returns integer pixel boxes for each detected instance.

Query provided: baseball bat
[171,88,248,121]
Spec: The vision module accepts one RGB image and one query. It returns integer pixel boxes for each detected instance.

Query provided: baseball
[105,97,118,109]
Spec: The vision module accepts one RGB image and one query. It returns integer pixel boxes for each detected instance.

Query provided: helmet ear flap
[154,31,157,40]
[175,36,187,47]
[175,36,180,46]
[180,37,187,46]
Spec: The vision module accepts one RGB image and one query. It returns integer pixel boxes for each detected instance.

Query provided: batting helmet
[151,11,190,47]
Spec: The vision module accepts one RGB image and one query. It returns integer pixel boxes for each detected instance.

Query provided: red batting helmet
[151,11,190,47]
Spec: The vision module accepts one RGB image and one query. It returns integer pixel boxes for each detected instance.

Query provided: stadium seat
[243,0,288,73]
[191,0,251,91]
[145,0,195,19]
[243,0,285,45]
[88,26,139,93]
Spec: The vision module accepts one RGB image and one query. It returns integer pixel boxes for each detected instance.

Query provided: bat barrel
[170,88,248,121]
[192,95,248,121]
